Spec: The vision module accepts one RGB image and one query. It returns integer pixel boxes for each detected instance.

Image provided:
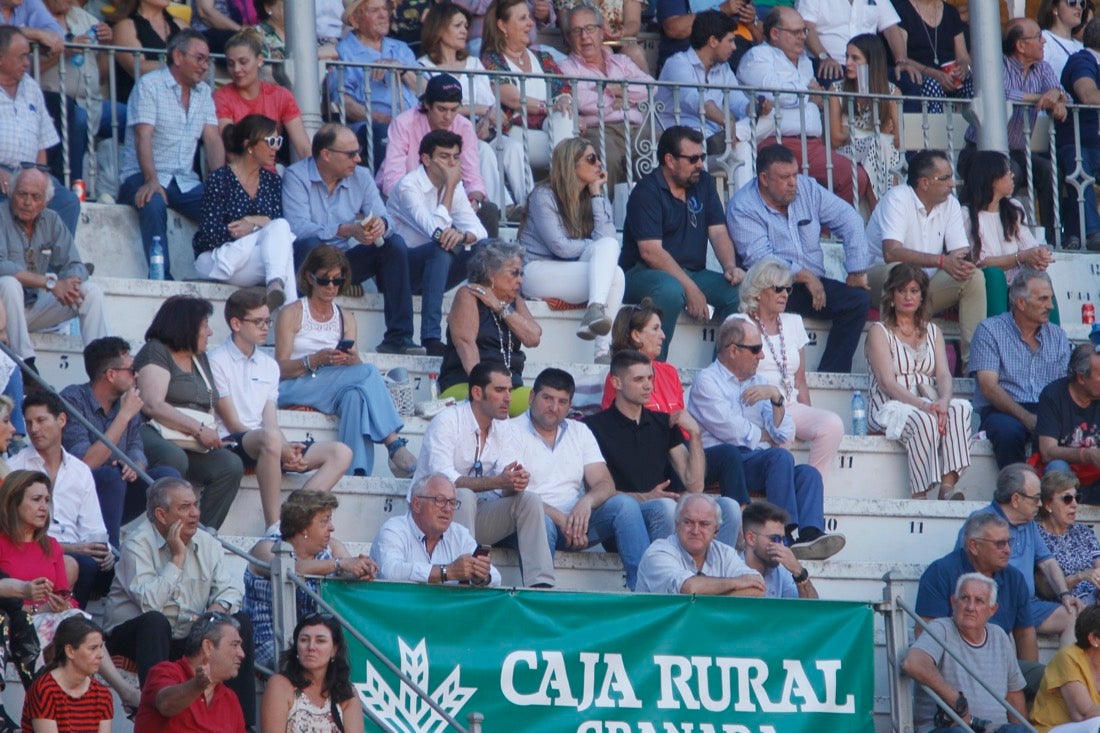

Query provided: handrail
[879,572,1037,733]
[269,542,479,732]
[0,339,270,571]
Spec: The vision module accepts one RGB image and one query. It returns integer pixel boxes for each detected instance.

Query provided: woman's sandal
[938,484,966,501]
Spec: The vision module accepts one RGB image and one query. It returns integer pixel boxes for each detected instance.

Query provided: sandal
[938,484,966,501]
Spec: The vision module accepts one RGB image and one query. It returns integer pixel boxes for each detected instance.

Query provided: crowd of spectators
[1,0,1100,730]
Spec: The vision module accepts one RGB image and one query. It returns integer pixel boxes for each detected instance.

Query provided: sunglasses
[262,134,284,148]
[18,162,50,173]
[673,153,707,164]
[1058,493,1079,505]
[584,152,600,165]
[311,273,346,287]
[732,342,764,354]
[772,285,793,294]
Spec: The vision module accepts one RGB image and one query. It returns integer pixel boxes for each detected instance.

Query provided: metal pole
[969,0,1009,152]
[285,0,324,139]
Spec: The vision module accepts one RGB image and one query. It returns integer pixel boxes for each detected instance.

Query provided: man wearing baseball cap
[377,74,500,239]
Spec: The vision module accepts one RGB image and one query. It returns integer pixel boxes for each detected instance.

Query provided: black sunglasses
[311,273,347,287]
[772,285,793,294]
[673,153,707,164]
[19,162,50,173]
[732,342,764,354]
[583,152,600,165]
[1058,493,1078,505]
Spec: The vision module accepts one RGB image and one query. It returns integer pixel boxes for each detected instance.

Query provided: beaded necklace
[493,309,513,371]
[752,311,794,401]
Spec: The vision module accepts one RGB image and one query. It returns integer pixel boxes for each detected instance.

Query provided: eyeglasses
[732,342,764,354]
[298,612,337,625]
[241,316,274,328]
[419,495,461,509]
[108,364,136,375]
[1017,34,1043,41]
[776,26,809,37]
[310,273,346,287]
[568,23,600,37]
[772,285,793,294]
[973,537,1011,549]
[1016,492,1042,504]
[673,152,707,164]
[182,50,211,65]
[677,519,715,530]
[1058,493,1079,505]
[326,147,363,159]
[18,162,50,172]
[261,135,284,148]
[930,173,955,182]
[583,152,600,165]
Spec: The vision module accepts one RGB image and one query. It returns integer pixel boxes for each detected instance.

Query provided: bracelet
[499,302,516,319]
[937,253,944,269]
[1015,251,1022,267]
[1059,590,1073,598]
[334,557,342,574]
[439,564,448,583]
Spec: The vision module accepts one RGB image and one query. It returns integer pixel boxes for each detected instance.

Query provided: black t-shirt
[1036,376,1100,448]
[889,0,966,68]
[584,405,685,492]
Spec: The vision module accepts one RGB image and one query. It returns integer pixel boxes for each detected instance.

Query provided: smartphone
[473,544,491,558]
[336,339,355,353]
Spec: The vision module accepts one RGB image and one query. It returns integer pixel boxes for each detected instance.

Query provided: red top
[600,359,685,414]
[21,670,113,733]
[213,82,302,129]
[133,658,245,733]
[0,534,76,608]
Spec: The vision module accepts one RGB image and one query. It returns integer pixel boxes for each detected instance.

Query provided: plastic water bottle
[851,391,867,436]
[148,236,165,280]
[66,34,84,68]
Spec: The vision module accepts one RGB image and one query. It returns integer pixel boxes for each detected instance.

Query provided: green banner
[322,581,875,733]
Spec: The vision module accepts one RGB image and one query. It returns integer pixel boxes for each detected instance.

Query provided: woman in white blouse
[1039,0,1084,79]
[962,150,1057,319]
[728,258,843,481]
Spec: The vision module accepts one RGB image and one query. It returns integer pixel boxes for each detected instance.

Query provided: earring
[303,532,309,539]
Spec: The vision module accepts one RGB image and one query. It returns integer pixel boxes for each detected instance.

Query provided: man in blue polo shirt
[915,512,1041,688]
[954,464,1082,649]
[621,126,744,361]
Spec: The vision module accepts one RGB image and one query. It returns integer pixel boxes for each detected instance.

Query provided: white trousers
[1051,720,1100,733]
[0,276,109,358]
[193,218,298,301]
[508,110,571,172]
[522,236,624,355]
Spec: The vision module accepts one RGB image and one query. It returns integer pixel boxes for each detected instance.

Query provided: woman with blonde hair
[0,395,16,480]
[865,264,972,499]
[519,138,624,363]
[728,258,843,480]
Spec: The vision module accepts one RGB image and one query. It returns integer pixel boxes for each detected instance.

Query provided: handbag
[149,356,216,453]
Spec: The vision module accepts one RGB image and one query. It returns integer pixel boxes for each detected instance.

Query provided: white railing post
[271,540,297,668]
[881,570,914,733]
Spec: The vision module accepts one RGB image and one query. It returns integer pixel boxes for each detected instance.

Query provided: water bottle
[66,33,84,68]
[148,236,165,280]
[851,390,867,436]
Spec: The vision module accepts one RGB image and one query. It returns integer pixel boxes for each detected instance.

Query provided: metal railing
[879,571,1038,733]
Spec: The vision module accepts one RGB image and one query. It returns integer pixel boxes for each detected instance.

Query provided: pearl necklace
[752,311,793,401]
[492,308,513,371]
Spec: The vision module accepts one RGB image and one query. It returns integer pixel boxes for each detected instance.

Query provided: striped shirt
[21,672,113,733]
[965,56,1064,150]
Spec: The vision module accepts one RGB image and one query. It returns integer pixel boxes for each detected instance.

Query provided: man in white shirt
[387,129,487,356]
[371,473,500,586]
[686,318,844,560]
[513,368,651,590]
[412,362,554,587]
[736,7,870,205]
[866,149,986,370]
[10,391,112,607]
[636,494,765,595]
[207,288,351,530]
[798,0,911,80]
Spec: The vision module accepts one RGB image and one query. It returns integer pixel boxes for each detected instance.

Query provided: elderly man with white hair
[903,572,1030,733]
[636,494,765,596]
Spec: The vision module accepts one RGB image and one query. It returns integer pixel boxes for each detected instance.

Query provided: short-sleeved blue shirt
[1058,49,1100,150]
[915,548,1032,634]
[953,503,1053,600]
[621,167,725,271]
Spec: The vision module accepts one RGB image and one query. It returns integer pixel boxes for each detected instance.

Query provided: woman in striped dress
[865,264,973,499]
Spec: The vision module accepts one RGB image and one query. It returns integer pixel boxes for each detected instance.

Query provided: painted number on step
[805,331,818,346]
[838,455,854,469]
[910,521,924,534]
[701,327,715,343]
[383,497,393,513]
[414,377,421,390]
[59,355,69,370]
[826,518,838,531]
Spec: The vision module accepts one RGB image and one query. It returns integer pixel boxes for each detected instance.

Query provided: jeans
[785,277,871,373]
[408,241,478,342]
[91,464,182,548]
[543,494,649,589]
[118,174,205,280]
[637,494,742,547]
[928,726,1030,733]
[980,404,1038,469]
[2,368,23,434]
[294,235,416,346]
[68,552,113,609]
[1058,145,1100,238]
[624,264,740,361]
[740,447,825,533]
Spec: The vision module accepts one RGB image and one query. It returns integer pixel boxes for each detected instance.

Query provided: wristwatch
[44,273,57,291]
[770,394,785,407]
[439,564,449,583]
[792,567,810,584]
[817,51,829,61]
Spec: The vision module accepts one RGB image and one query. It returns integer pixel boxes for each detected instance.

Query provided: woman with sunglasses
[275,245,418,477]
[213,29,311,163]
[193,114,297,312]
[1038,471,1100,605]
[518,138,623,364]
[1040,0,1085,79]
[261,612,363,733]
[727,258,842,482]
[865,263,972,499]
